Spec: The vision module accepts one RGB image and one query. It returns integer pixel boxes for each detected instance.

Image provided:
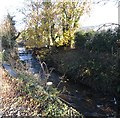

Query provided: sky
[0,0,118,31]
[81,1,118,27]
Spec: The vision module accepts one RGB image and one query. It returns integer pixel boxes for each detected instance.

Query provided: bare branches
[93,0,118,5]
[96,23,120,31]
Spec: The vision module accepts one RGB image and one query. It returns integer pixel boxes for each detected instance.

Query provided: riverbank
[2,46,119,117]
[45,48,120,96]
[0,66,82,117]
[32,47,120,117]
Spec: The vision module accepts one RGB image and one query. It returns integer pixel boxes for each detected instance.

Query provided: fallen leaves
[1,67,81,117]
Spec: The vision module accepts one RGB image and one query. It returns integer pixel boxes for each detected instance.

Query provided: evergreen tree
[0,13,16,50]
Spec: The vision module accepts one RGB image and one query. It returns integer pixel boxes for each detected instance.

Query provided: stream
[49,72,119,117]
[2,46,120,117]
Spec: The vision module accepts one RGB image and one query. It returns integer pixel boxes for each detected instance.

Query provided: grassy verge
[1,68,83,117]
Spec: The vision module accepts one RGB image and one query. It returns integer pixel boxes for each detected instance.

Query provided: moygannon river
[2,46,120,117]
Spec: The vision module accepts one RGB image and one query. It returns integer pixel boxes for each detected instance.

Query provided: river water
[49,72,119,117]
[3,47,120,117]
[25,54,119,117]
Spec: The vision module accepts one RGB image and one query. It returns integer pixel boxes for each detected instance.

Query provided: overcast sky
[0,0,118,31]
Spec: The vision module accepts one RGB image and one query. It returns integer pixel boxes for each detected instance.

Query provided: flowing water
[49,72,120,117]
[29,56,120,117]
[3,47,120,117]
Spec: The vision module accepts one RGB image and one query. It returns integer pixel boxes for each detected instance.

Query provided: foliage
[1,68,82,117]
[54,1,91,48]
[40,1,56,46]
[91,29,118,53]
[74,30,87,49]
[75,27,118,54]
[48,49,119,94]
[20,0,92,48]
[0,14,16,50]
[0,52,2,63]
[2,50,10,61]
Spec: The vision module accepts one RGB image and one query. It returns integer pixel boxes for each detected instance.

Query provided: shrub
[49,49,119,94]
[2,67,82,117]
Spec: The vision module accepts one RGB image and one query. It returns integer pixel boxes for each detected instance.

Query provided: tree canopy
[20,0,92,48]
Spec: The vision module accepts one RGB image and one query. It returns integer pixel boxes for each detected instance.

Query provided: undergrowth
[2,67,83,117]
[46,49,120,95]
